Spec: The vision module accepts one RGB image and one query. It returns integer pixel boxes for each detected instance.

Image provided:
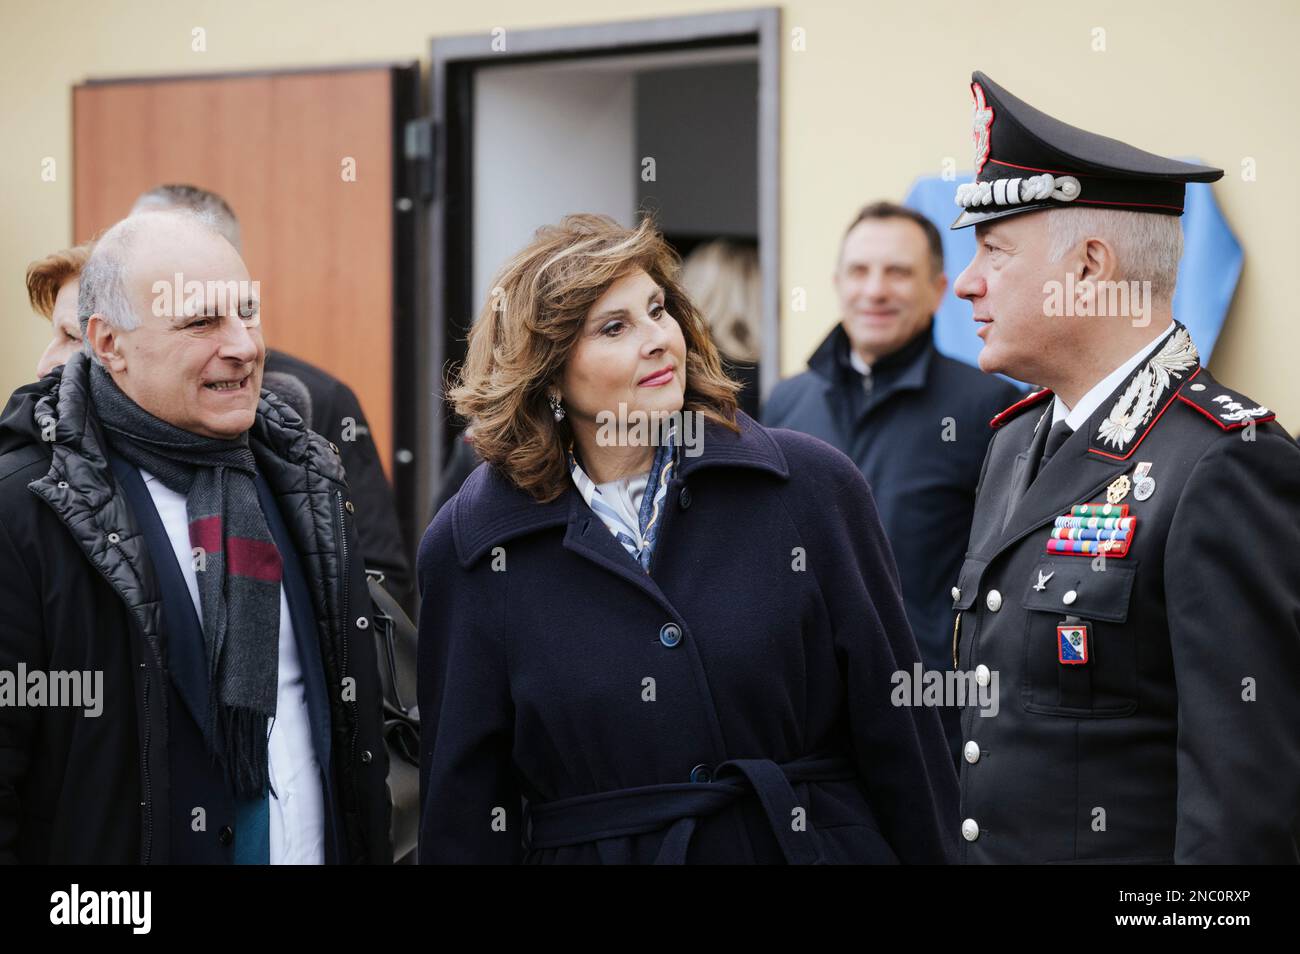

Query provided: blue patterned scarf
[568,421,678,572]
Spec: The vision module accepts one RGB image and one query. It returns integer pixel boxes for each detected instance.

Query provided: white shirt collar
[1051,321,1177,431]
[847,349,871,377]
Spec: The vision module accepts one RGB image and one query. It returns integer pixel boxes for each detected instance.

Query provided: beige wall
[3,0,1296,431]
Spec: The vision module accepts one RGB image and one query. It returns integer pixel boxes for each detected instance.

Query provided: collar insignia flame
[1096,328,1199,452]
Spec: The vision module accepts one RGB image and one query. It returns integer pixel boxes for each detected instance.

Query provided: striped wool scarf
[90,361,280,798]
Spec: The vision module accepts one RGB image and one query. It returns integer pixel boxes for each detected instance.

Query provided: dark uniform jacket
[763,325,1020,756]
[0,355,392,864]
[953,323,1300,863]
[417,412,958,864]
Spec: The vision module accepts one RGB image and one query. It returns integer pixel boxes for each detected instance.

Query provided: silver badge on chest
[1132,461,1156,501]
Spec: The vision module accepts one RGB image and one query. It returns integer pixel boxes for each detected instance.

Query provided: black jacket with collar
[0,354,391,864]
[762,325,1021,755]
[952,323,1300,863]
[264,350,412,608]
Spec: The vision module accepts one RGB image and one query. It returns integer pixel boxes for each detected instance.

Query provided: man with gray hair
[130,184,412,608]
[0,208,391,863]
[947,72,1300,863]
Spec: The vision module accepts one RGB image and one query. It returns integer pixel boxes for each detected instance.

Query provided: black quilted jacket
[0,354,391,864]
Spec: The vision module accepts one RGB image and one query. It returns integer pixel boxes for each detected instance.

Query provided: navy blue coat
[762,326,1020,755]
[416,411,958,863]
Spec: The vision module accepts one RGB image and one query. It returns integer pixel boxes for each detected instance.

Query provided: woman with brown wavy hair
[417,213,957,864]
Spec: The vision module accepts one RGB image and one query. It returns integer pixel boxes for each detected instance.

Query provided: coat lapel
[453,411,789,616]
[1000,404,1052,533]
[561,491,677,611]
[108,453,210,731]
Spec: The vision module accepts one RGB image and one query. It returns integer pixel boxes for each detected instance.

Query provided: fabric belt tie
[525,754,856,864]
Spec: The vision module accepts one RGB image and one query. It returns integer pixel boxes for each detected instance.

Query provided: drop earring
[549,393,566,422]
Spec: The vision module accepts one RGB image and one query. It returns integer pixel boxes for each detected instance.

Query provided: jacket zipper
[140,670,153,864]
[335,492,358,781]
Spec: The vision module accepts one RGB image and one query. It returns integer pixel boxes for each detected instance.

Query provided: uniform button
[961,818,980,842]
[975,664,991,687]
[345,500,355,514]
[659,623,682,647]
[1063,590,1078,606]
[985,589,1002,612]
[361,749,373,764]
[964,741,981,764]
[678,487,692,510]
[689,763,712,783]
[951,586,961,602]
[218,825,234,846]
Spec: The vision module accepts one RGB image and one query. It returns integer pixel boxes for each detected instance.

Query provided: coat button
[57,480,69,489]
[357,616,369,630]
[951,586,961,602]
[361,749,373,764]
[985,589,1002,612]
[1063,590,1078,606]
[961,818,980,842]
[345,500,355,514]
[659,622,682,647]
[678,486,692,510]
[964,741,981,764]
[218,825,234,846]
[975,664,991,687]
[689,763,712,783]
[108,532,121,544]
[328,441,340,454]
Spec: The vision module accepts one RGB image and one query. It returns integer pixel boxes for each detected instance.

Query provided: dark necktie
[1036,420,1073,479]
[1003,415,1072,530]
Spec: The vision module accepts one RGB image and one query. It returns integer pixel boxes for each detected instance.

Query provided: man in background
[762,202,1020,759]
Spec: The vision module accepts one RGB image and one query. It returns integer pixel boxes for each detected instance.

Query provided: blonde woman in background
[680,239,761,418]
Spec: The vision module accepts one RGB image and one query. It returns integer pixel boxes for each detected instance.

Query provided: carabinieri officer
[948,71,1300,863]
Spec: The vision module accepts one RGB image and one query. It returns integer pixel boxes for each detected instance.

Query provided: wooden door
[74,66,402,478]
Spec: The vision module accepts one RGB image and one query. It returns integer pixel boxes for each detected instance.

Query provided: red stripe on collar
[1087,367,1202,461]
[990,388,1052,429]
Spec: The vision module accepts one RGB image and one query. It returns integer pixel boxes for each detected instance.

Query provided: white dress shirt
[848,348,873,392]
[139,469,326,865]
[1051,320,1177,431]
